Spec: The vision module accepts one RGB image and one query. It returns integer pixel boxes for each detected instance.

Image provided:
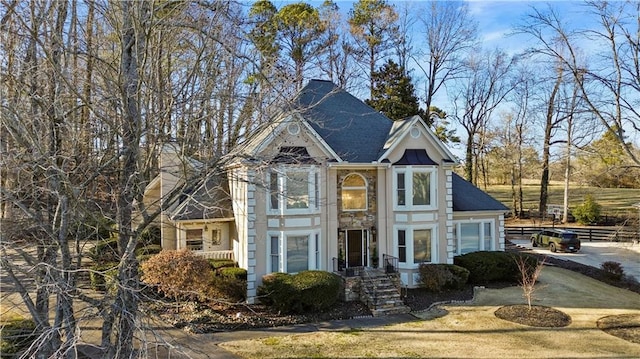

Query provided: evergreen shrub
[418,264,470,292]
[454,251,539,285]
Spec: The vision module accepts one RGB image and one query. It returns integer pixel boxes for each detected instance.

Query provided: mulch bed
[495,305,571,327]
[597,314,640,344]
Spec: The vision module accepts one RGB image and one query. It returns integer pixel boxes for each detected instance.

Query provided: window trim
[267,166,320,215]
[267,230,321,273]
[455,219,496,255]
[393,166,437,211]
[393,225,438,269]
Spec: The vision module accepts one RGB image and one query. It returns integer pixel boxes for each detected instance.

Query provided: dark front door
[346,229,368,267]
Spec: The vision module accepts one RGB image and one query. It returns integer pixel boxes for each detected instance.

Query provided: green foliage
[89,237,119,265]
[573,194,602,224]
[140,250,212,301]
[0,318,37,358]
[453,251,539,285]
[67,214,114,242]
[210,276,247,302]
[257,271,341,313]
[418,264,470,292]
[139,225,161,246]
[366,59,422,121]
[218,267,248,281]
[600,261,624,281]
[135,244,162,257]
[89,262,119,292]
[208,259,237,270]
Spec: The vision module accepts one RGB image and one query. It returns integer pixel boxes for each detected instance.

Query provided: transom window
[342,173,367,211]
[394,167,437,210]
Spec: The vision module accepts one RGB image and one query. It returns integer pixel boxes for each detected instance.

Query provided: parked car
[530,229,581,252]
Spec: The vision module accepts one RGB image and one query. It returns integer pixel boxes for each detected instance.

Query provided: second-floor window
[393,167,437,210]
[268,167,319,214]
[341,173,367,211]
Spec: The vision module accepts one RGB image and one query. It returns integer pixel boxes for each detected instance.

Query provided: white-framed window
[393,166,437,210]
[393,225,437,268]
[341,173,367,211]
[267,230,321,273]
[186,229,203,251]
[455,220,495,254]
[211,228,221,245]
[268,167,320,214]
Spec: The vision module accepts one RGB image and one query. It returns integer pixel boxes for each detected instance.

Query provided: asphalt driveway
[511,239,640,281]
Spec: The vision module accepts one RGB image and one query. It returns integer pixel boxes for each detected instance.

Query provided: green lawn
[484,184,640,215]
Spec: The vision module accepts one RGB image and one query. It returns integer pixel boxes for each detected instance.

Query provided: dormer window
[341,173,367,211]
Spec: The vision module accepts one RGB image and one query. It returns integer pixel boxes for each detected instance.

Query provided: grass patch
[484,184,640,214]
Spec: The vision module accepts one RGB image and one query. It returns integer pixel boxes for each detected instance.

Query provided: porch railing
[194,250,234,260]
[382,254,398,274]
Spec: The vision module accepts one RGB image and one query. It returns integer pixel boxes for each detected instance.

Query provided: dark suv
[530,229,581,253]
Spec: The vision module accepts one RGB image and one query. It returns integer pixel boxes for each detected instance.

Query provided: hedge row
[257,271,341,314]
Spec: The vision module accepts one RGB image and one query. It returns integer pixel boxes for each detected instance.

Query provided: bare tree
[451,49,518,184]
[515,256,546,310]
[517,2,640,167]
[414,0,477,119]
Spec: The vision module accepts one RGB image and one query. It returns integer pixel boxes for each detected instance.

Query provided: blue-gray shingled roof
[452,173,509,212]
[294,80,393,163]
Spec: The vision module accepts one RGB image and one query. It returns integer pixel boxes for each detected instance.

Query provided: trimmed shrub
[218,267,247,281]
[0,318,37,358]
[208,259,237,270]
[601,261,624,281]
[210,276,247,302]
[418,264,470,292]
[89,262,119,292]
[257,271,341,313]
[140,249,212,301]
[454,251,539,285]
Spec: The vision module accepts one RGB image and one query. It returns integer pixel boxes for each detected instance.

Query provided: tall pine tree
[365,59,422,120]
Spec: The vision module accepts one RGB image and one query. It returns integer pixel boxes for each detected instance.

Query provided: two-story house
[145,80,508,302]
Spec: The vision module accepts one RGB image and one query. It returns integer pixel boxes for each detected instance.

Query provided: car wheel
[549,242,557,253]
[531,237,538,247]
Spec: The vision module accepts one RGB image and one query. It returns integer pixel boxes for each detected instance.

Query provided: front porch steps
[358,269,411,317]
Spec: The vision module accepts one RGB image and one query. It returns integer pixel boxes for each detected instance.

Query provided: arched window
[342,173,367,211]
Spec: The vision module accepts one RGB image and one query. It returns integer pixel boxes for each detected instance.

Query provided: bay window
[394,167,436,210]
[268,231,321,273]
[268,167,319,214]
[394,226,436,267]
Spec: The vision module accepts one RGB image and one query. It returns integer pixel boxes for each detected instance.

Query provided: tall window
[413,229,431,264]
[286,172,309,209]
[394,167,436,209]
[342,173,367,211]
[397,230,407,263]
[287,235,309,273]
[268,168,319,214]
[270,235,280,272]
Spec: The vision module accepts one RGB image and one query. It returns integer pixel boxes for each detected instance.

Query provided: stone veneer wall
[336,170,378,254]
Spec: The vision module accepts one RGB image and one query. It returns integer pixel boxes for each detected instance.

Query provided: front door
[346,229,368,267]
